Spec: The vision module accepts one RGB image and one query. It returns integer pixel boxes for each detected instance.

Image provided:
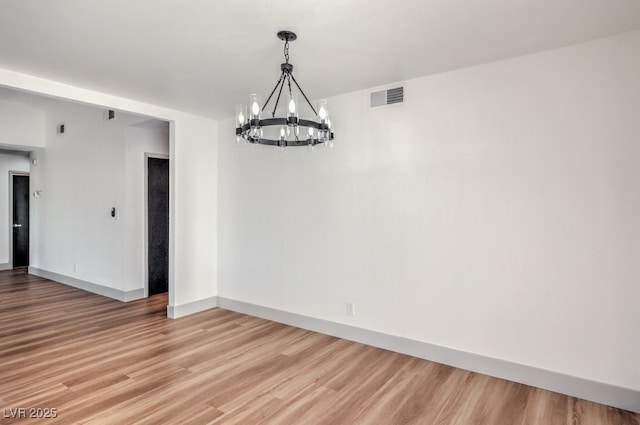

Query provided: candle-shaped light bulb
[236,104,248,128]
[286,93,299,127]
[249,94,262,124]
[236,104,248,142]
[279,126,287,148]
[317,99,328,122]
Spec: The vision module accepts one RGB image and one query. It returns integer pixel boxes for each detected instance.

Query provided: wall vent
[370,85,405,108]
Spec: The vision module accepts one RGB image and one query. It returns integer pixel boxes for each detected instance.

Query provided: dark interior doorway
[12,174,29,268]
[147,157,169,296]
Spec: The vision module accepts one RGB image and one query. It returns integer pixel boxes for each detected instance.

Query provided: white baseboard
[167,296,218,319]
[217,297,640,414]
[28,267,145,302]
[18,268,637,414]
[0,263,11,271]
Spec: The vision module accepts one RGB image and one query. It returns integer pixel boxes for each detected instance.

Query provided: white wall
[170,114,218,308]
[218,30,640,392]
[123,122,170,293]
[0,67,218,311]
[0,100,45,148]
[30,103,135,289]
[30,107,171,295]
[0,152,30,267]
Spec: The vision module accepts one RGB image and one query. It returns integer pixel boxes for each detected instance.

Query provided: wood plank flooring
[0,269,638,424]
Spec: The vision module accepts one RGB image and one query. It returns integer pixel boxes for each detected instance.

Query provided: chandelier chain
[284,40,290,64]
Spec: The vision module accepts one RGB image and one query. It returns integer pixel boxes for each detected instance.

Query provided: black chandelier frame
[236,31,334,147]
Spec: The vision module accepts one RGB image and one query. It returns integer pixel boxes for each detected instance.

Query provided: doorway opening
[145,155,169,297]
[10,172,30,269]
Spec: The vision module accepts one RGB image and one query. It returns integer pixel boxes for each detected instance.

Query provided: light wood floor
[0,269,637,425]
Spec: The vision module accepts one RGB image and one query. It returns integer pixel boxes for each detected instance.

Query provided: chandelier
[235,31,334,147]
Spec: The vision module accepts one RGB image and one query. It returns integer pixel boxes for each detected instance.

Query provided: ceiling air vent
[370,85,405,108]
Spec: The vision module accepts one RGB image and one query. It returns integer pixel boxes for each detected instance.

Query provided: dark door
[148,157,169,296]
[12,175,29,268]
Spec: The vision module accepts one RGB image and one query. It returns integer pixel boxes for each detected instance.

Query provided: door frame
[144,153,169,297]
[9,171,29,269]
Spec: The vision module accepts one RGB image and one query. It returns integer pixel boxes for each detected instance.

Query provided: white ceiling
[1,0,639,119]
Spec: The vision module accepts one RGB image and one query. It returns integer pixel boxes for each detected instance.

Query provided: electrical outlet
[74,264,78,273]
[346,302,355,317]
